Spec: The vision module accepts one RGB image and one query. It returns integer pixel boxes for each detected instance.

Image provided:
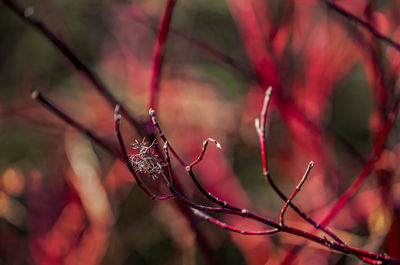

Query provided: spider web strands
[9,0,219,262]
[255,88,344,244]
[2,0,142,133]
[32,92,219,265]
[280,161,314,227]
[322,0,400,53]
[134,0,223,259]
[32,91,120,158]
[148,0,176,112]
[116,115,222,265]
[130,139,167,181]
[114,105,174,200]
[280,95,400,264]
[161,142,400,264]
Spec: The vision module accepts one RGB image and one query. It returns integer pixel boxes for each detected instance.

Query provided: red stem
[280,161,314,226]
[256,88,344,243]
[193,209,279,235]
[32,91,120,158]
[323,0,400,52]
[281,96,400,264]
[114,105,175,200]
[160,142,400,263]
[319,96,400,227]
[148,0,176,112]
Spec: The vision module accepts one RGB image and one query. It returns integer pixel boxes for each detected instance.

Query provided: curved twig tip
[309,161,315,168]
[149,108,155,116]
[206,138,222,149]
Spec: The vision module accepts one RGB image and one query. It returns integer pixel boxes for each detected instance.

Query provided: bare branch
[148,0,177,111]
[3,0,142,131]
[322,0,400,52]
[280,161,314,226]
[32,90,120,158]
[114,105,174,200]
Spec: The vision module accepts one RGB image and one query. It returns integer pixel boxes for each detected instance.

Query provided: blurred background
[1,0,400,264]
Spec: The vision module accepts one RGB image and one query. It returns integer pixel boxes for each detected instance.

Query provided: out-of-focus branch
[322,0,400,52]
[32,90,120,158]
[2,0,142,132]
[319,95,400,227]
[281,95,400,264]
[148,0,176,111]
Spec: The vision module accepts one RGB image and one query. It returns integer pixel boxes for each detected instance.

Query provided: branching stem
[256,87,343,243]
[114,105,174,200]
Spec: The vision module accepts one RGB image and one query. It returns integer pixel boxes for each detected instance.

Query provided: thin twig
[187,138,222,168]
[322,0,400,52]
[319,96,400,227]
[160,142,400,263]
[32,90,120,158]
[149,108,187,167]
[185,138,242,211]
[255,87,344,243]
[2,0,142,131]
[148,0,176,111]
[193,209,279,236]
[280,161,314,226]
[151,110,242,211]
[114,105,175,200]
[124,8,255,81]
[280,95,400,264]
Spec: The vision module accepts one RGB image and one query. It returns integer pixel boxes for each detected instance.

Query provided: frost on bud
[130,138,166,181]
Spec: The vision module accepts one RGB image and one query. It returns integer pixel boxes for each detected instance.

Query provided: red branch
[148,0,177,111]
[320,96,400,227]
[149,106,400,263]
[323,0,400,52]
[280,161,314,226]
